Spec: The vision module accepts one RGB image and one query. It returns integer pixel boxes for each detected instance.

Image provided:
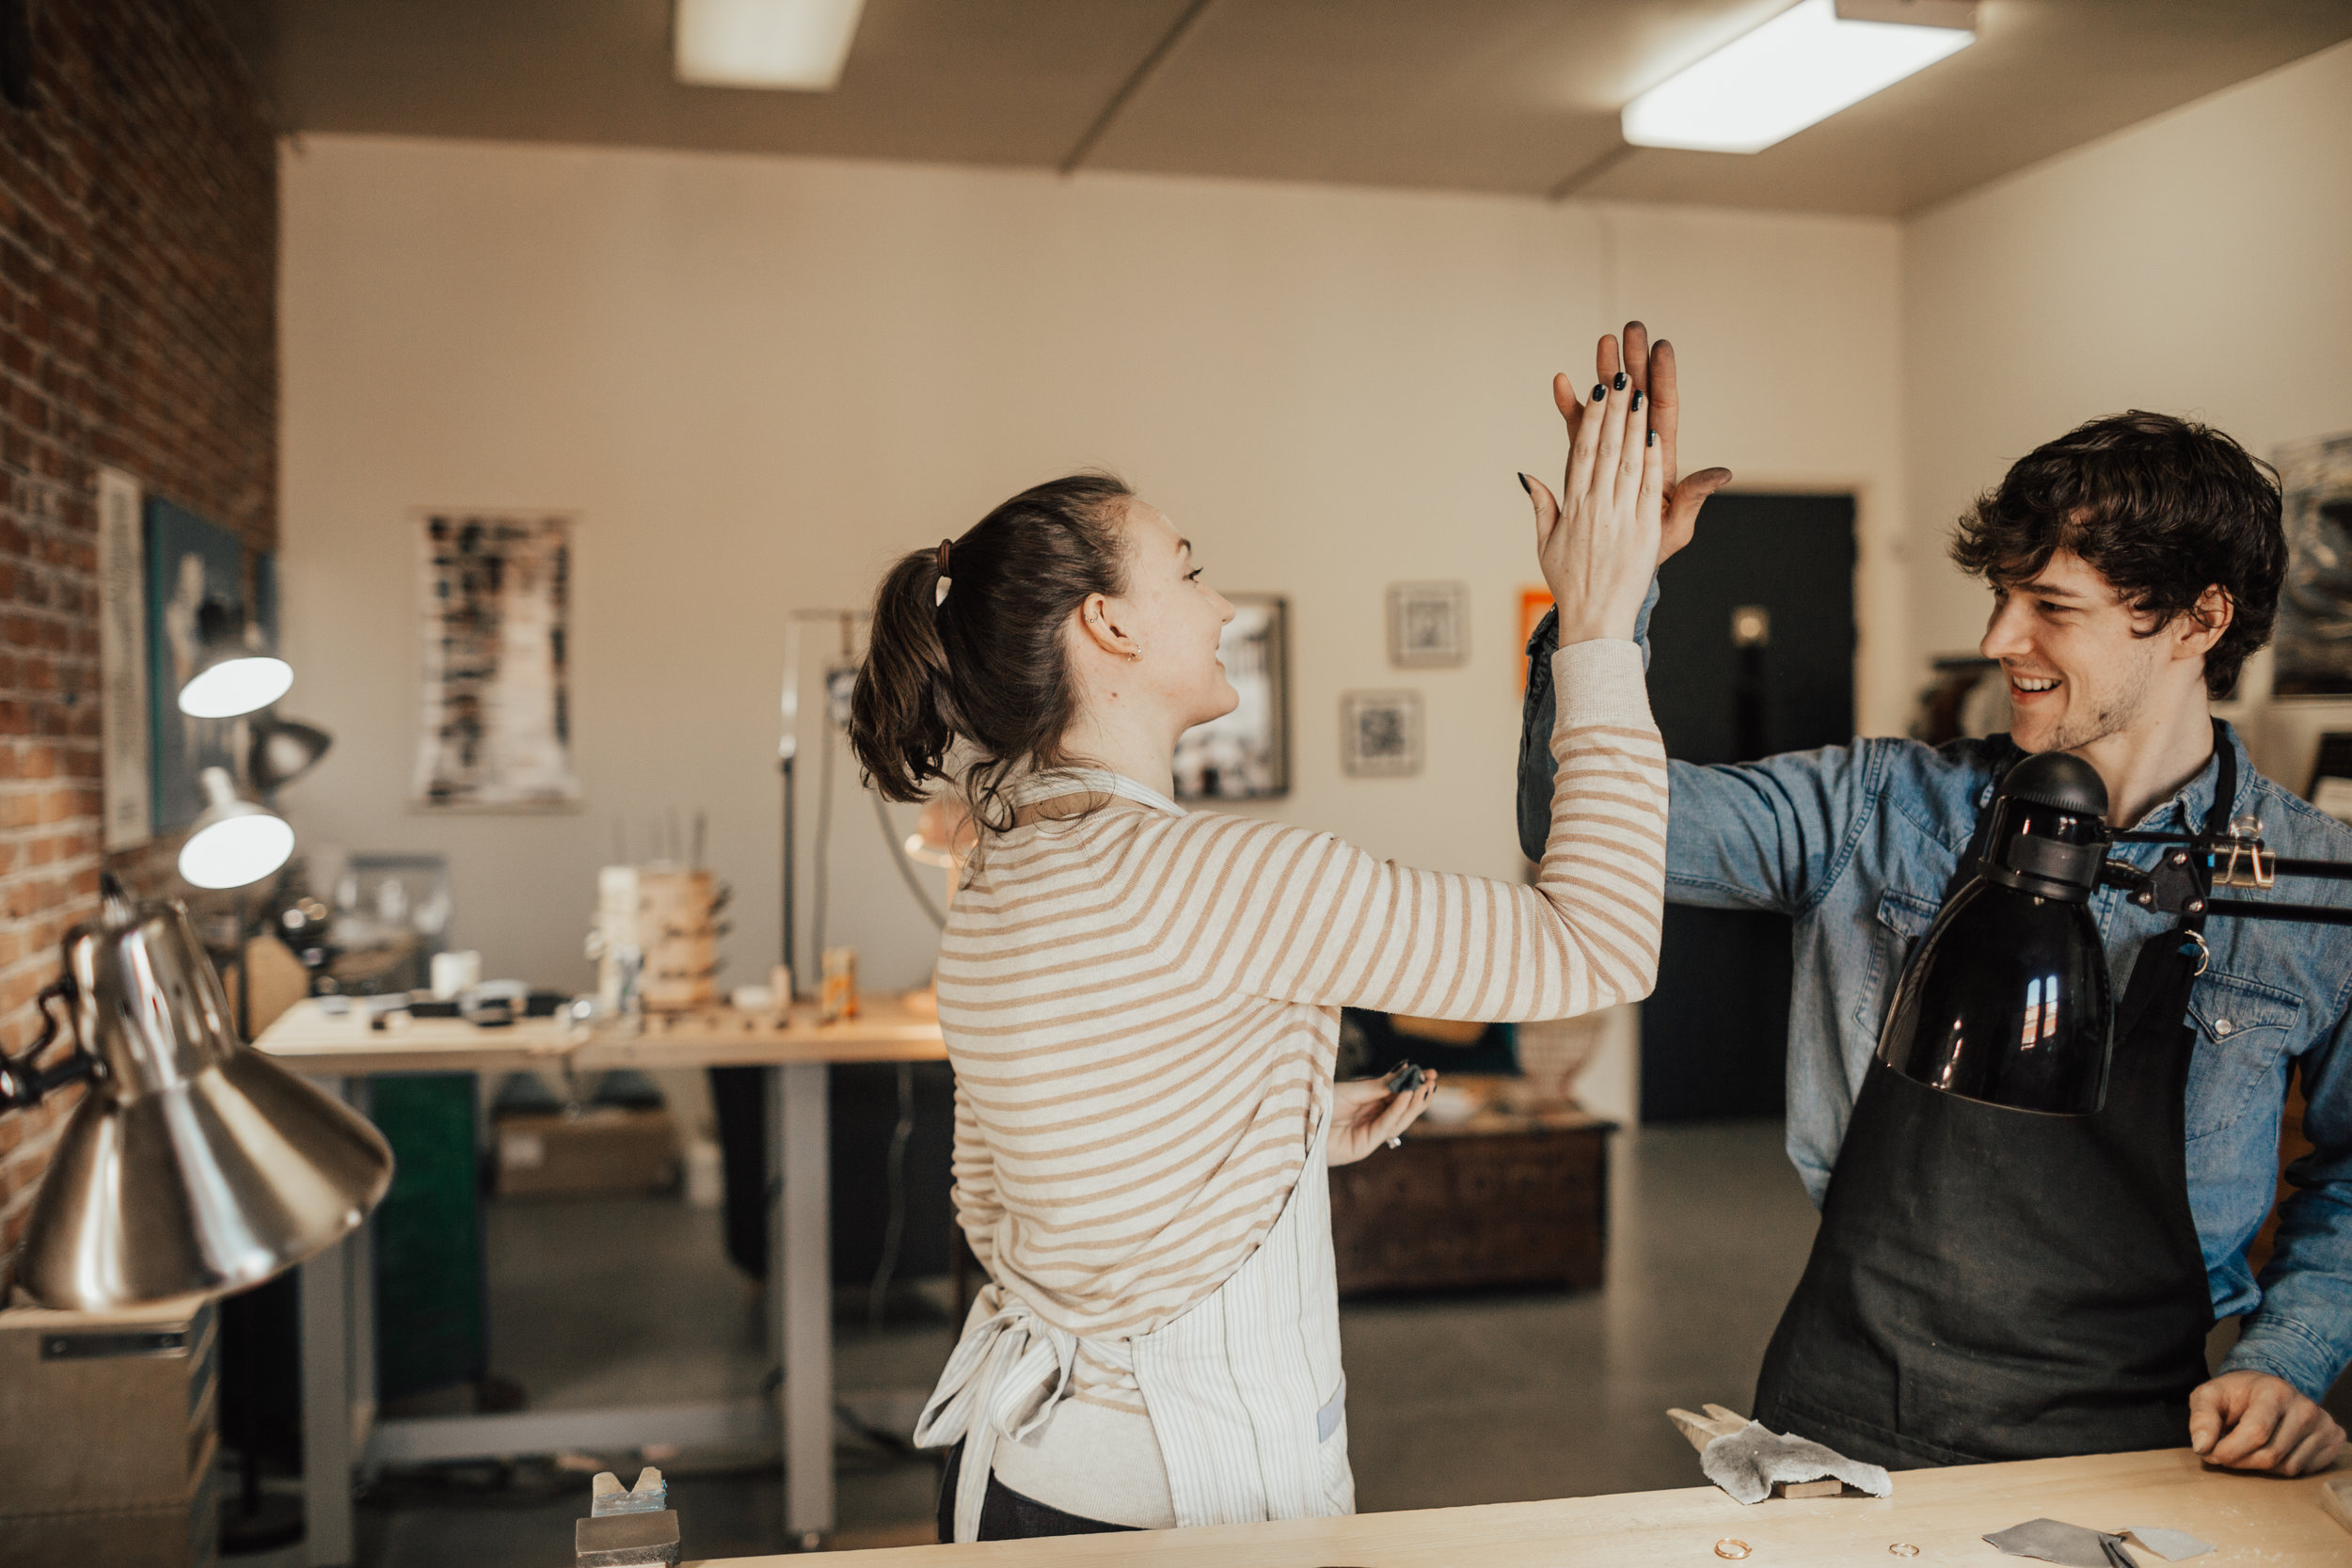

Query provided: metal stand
[772,1061,834,1548]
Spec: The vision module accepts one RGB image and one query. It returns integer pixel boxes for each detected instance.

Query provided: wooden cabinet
[1328,1106,1613,1295]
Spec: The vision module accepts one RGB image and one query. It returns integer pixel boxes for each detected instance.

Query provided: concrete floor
[340,1120,1819,1564]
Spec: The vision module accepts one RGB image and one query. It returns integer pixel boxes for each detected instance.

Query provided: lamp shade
[13,882,391,1307]
[178,651,293,719]
[179,767,294,890]
[248,715,333,795]
[177,599,292,719]
[1876,753,2115,1115]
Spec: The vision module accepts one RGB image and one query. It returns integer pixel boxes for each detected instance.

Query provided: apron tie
[912,1284,1080,1543]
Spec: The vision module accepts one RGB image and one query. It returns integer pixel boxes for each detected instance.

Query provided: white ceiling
[210,0,2352,215]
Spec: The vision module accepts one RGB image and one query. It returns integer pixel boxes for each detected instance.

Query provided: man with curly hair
[1521,353,2349,1478]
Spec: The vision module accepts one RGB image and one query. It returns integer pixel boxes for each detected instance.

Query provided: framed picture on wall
[2272,434,2352,697]
[1386,581,1469,668]
[412,510,582,810]
[1174,594,1289,801]
[1341,689,1423,778]
[146,497,270,835]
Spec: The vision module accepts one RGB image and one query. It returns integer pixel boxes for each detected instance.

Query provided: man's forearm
[2220,1192,2352,1402]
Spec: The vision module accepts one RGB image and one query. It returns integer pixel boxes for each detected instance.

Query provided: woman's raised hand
[1550,324,1733,568]
[1524,335,1664,645]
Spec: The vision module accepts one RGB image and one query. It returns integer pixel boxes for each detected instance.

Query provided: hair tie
[934,539,953,608]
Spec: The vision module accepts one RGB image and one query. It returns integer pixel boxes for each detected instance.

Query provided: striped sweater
[936,639,1667,1416]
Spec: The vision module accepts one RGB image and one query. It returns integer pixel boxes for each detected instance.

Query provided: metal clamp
[2215,816,2275,891]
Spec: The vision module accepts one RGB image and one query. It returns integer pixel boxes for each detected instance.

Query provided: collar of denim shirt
[1969,721,2257,847]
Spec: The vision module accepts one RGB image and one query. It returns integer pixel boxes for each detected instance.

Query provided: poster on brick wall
[145,499,268,833]
[412,511,580,810]
[97,468,151,850]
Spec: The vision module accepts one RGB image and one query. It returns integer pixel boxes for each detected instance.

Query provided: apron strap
[912,1288,1081,1544]
[2115,719,2235,1041]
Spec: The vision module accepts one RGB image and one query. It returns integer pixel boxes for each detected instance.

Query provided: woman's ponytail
[850,473,1134,833]
[853,546,959,803]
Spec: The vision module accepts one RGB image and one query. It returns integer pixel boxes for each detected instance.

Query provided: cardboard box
[0,1294,219,1566]
[496,1108,681,1198]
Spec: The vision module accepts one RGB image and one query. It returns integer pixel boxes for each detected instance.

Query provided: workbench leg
[774,1061,834,1548]
[301,1079,358,1566]
[350,1079,379,1480]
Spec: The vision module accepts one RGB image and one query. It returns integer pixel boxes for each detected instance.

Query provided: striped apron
[914,1107,1354,1543]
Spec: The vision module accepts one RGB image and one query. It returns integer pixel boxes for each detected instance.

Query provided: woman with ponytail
[857,344,1678,1542]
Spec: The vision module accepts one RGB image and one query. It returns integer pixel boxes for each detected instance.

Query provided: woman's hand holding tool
[1328,1066,1438,1167]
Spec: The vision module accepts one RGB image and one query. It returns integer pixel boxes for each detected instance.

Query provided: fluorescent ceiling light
[1623,0,1975,154]
[675,0,866,91]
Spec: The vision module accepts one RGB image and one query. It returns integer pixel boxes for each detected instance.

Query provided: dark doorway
[1641,493,1856,1123]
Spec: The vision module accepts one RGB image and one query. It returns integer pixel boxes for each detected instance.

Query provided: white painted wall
[1903,38,2352,785]
[277,135,1903,1126]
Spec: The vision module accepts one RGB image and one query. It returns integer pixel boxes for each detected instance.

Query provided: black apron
[1752,735,2230,1469]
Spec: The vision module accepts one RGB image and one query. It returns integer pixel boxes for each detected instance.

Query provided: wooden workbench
[250,994,950,1076]
[249,994,949,1565]
[697,1448,2349,1565]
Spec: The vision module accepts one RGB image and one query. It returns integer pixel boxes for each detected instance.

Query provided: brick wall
[0,0,276,1277]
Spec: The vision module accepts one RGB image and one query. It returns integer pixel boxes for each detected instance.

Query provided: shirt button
[2214,1018,2233,1036]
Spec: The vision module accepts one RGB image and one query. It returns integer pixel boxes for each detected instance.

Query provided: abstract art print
[413,511,580,809]
[1174,594,1289,800]
[2274,434,2352,697]
[1341,689,1423,778]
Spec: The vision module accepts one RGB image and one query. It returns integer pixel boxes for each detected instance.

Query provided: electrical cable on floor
[866,1061,915,1329]
[863,789,940,1328]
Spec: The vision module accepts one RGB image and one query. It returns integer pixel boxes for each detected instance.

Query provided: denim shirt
[1519,597,2352,1402]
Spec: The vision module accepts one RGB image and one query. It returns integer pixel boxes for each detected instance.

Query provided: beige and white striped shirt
[937,639,1667,1421]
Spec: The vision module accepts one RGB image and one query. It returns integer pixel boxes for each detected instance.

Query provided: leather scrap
[1698,1421,1893,1506]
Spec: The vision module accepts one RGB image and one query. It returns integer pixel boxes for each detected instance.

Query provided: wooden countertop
[691,1449,2350,1566]
[251,995,947,1075]
[569,994,949,1070]
[248,998,585,1076]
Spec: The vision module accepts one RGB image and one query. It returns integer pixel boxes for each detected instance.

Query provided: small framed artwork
[1341,689,1423,778]
[2274,434,2352,696]
[1174,594,1290,800]
[1387,580,1469,668]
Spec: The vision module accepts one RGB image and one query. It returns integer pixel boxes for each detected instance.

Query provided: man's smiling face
[1978,547,2173,754]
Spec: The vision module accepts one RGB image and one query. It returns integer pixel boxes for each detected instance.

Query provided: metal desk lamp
[1880,750,2352,1116]
[0,874,391,1308]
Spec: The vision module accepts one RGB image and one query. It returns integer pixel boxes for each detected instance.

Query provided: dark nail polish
[1592,384,1605,403]
[1613,372,1628,391]
[1647,430,1657,447]
[1631,389,1645,412]
[1518,472,1533,495]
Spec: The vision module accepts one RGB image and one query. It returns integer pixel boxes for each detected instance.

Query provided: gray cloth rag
[1984,1518,2130,1567]
[1697,1421,1894,1506]
[2122,1528,2215,1561]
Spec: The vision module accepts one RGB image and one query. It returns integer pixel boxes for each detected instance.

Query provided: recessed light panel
[675,0,867,92]
[1623,0,1974,154]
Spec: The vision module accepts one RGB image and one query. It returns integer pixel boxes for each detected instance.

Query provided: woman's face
[1111,498,1239,734]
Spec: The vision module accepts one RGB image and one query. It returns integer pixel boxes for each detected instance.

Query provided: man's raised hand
[1552,322,1732,567]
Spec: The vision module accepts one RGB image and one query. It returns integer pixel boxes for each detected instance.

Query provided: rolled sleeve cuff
[2218,1314,2344,1402]
[1550,639,1654,734]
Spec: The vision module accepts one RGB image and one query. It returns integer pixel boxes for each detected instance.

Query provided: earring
[1127,648,1141,663]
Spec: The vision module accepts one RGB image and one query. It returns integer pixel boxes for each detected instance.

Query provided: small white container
[430,949,482,1000]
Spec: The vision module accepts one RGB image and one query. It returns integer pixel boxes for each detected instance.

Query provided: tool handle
[0,978,93,1114]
